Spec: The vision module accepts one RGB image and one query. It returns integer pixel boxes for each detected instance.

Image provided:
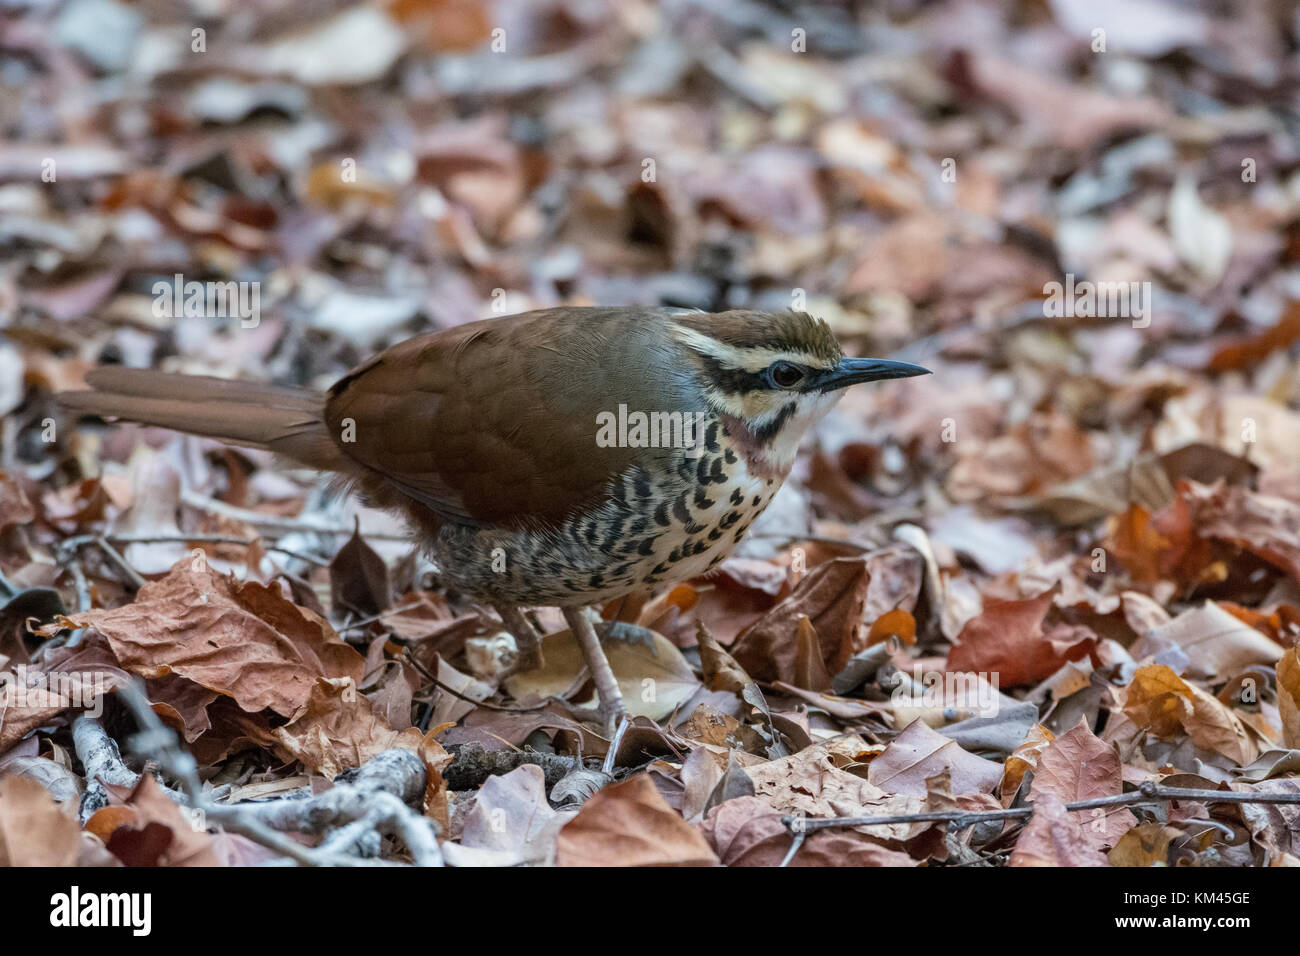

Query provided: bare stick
[179,491,410,540]
[62,532,332,566]
[784,782,1300,834]
[79,682,442,866]
[94,537,146,590]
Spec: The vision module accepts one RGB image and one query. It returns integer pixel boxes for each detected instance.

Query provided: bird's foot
[597,695,628,739]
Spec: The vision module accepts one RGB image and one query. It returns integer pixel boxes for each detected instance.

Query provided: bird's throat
[720,412,797,481]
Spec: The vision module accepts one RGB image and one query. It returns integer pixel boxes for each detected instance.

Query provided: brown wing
[323,307,690,530]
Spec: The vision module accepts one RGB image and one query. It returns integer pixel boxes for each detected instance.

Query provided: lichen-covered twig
[73,715,185,821]
[73,682,443,866]
[444,742,584,791]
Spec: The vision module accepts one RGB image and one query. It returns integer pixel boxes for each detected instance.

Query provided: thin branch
[337,599,429,634]
[60,533,330,567]
[401,648,547,714]
[86,681,442,866]
[179,491,411,540]
[93,537,146,590]
[783,783,1300,834]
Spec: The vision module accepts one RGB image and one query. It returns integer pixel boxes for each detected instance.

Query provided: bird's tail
[61,367,343,471]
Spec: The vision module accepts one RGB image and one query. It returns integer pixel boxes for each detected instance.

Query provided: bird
[61,306,928,731]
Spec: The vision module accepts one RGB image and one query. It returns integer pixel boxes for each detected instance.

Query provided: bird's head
[672,310,929,474]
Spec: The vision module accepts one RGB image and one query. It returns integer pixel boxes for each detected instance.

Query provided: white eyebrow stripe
[672,325,835,374]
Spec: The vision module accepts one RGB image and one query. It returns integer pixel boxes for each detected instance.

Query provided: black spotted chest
[433,431,781,606]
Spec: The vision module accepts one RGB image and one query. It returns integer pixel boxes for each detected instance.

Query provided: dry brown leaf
[1145,600,1284,680]
[243,676,430,779]
[504,625,699,721]
[999,723,1055,807]
[1277,646,1300,750]
[60,561,364,719]
[387,0,492,52]
[731,557,870,683]
[945,590,1094,687]
[771,682,892,721]
[679,746,726,823]
[906,768,1002,861]
[147,674,220,743]
[0,636,132,752]
[792,615,832,691]
[1028,720,1135,849]
[1107,504,1178,584]
[745,742,920,840]
[696,621,751,695]
[700,796,915,867]
[732,548,919,684]
[0,773,82,866]
[1233,778,1300,859]
[1107,822,1183,866]
[0,471,34,530]
[329,527,392,616]
[1185,482,1300,587]
[1120,664,1259,765]
[101,774,222,867]
[1009,793,1108,867]
[1207,302,1300,372]
[867,608,916,646]
[555,775,718,867]
[459,765,573,864]
[951,50,1170,150]
[867,719,1003,798]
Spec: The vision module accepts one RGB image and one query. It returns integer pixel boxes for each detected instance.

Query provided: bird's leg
[562,606,628,734]
[493,603,543,673]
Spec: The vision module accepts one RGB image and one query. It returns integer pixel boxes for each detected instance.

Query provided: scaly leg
[562,606,628,734]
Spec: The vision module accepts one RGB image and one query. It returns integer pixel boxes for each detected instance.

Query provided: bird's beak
[813,357,931,392]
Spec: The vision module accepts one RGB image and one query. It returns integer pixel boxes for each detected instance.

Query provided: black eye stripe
[697,353,767,393]
[753,402,797,442]
[698,353,827,394]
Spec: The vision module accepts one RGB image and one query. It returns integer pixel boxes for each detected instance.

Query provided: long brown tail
[61,367,343,470]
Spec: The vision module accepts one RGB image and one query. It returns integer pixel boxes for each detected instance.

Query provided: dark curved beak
[812,357,931,392]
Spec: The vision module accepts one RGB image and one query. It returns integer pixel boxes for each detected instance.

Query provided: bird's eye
[768,361,804,389]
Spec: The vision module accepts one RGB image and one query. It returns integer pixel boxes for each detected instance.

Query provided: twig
[779,829,806,868]
[93,537,146,590]
[60,533,330,567]
[76,682,443,866]
[402,648,548,713]
[179,491,411,540]
[747,532,874,552]
[60,553,92,612]
[443,742,584,791]
[50,547,92,649]
[73,714,187,819]
[783,782,1300,834]
[337,599,429,634]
